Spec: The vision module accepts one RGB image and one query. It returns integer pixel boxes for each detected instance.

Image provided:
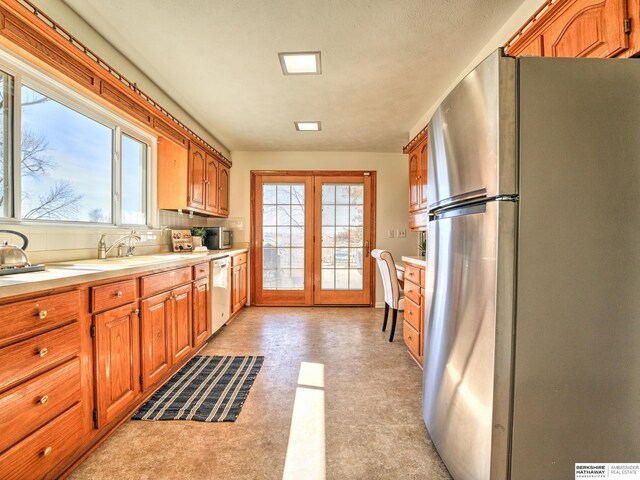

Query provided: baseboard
[375,302,385,308]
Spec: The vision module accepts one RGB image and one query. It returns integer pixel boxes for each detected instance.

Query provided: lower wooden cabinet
[231,253,247,317]
[192,277,210,346]
[0,403,84,480]
[93,302,140,428]
[403,262,426,365]
[0,260,213,478]
[140,283,194,391]
[170,284,193,364]
[140,292,171,391]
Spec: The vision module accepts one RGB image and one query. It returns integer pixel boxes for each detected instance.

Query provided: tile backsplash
[0,210,247,264]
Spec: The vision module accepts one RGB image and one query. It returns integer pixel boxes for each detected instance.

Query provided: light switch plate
[387,229,395,238]
[397,229,406,238]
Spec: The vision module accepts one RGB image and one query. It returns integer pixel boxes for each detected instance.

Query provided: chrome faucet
[98,230,142,259]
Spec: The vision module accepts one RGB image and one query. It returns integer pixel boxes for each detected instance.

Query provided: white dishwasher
[211,256,231,334]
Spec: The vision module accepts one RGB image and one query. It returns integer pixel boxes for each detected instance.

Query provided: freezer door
[422,200,517,480]
[427,50,517,211]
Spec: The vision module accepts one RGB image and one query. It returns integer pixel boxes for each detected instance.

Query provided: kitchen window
[0,56,155,226]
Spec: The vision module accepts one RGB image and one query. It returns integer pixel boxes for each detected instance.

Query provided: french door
[252,171,375,306]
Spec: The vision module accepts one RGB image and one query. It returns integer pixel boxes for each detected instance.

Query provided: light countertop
[0,248,248,299]
[400,255,427,268]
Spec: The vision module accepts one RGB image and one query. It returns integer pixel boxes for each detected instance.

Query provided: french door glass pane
[262,183,305,290]
[321,183,364,291]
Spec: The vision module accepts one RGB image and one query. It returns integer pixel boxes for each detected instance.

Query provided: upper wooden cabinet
[505,0,639,59]
[188,142,207,211]
[157,138,230,217]
[205,153,219,213]
[218,163,230,216]
[404,131,429,231]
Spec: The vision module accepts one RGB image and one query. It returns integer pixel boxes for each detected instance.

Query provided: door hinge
[624,18,632,34]
[90,324,96,338]
[92,409,98,428]
[140,375,144,387]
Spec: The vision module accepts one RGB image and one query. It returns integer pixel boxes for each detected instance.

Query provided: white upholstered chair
[371,249,405,342]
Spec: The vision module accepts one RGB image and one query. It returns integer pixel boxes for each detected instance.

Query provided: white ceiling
[61,0,524,153]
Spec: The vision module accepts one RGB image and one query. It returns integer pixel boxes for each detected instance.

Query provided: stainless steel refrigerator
[422,49,640,480]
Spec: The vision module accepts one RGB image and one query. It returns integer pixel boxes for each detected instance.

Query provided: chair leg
[389,309,398,342]
[382,304,389,331]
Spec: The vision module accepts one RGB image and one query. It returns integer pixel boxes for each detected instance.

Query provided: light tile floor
[69,307,451,480]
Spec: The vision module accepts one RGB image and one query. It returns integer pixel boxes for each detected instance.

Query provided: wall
[28,0,228,157]
[229,151,419,306]
[0,211,229,265]
[410,0,543,138]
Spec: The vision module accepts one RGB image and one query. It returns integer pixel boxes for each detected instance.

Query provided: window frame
[0,47,158,229]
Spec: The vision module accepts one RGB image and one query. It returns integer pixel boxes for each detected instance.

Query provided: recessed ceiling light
[295,121,321,131]
[279,52,322,75]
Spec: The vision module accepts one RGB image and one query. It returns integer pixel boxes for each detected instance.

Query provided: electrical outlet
[387,229,395,238]
[397,229,406,238]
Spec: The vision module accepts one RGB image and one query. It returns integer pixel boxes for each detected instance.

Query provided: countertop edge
[401,255,427,267]
[0,248,248,300]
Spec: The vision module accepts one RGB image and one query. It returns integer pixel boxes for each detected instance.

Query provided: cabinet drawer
[404,297,421,332]
[0,323,80,393]
[404,264,424,287]
[403,321,421,358]
[404,280,421,305]
[0,291,79,347]
[140,267,192,297]
[231,252,247,266]
[0,358,81,452]
[0,402,83,480]
[91,279,137,313]
[193,262,210,280]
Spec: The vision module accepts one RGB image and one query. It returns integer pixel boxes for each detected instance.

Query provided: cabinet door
[239,263,247,308]
[205,153,219,214]
[171,284,193,364]
[218,163,230,216]
[543,0,629,58]
[419,140,428,209]
[94,303,139,428]
[192,277,210,346]
[188,142,206,210]
[140,292,171,391]
[408,152,420,212]
[231,265,241,315]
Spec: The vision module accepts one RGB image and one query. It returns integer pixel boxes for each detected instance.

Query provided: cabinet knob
[43,446,53,457]
[134,308,140,315]
[39,395,49,405]
[115,290,123,298]
[37,310,48,319]
[38,348,48,358]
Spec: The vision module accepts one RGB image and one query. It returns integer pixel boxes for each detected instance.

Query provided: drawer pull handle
[116,290,123,298]
[38,310,48,319]
[39,395,49,405]
[43,446,53,457]
[38,348,48,358]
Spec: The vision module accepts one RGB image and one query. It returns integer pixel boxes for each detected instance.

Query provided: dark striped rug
[132,355,263,422]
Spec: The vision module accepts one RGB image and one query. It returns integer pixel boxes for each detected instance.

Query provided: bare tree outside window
[20,85,112,222]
